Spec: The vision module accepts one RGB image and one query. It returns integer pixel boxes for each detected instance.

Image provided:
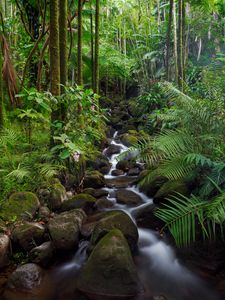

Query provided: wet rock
[83,188,108,199]
[83,171,105,189]
[116,189,142,206]
[105,176,136,188]
[116,160,130,172]
[38,206,51,221]
[153,180,189,204]
[0,234,10,269]
[104,144,121,157]
[120,131,139,147]
[6,263,44,290]
[127,167,140,176]
[95,197,114,210]
[12,222,45,251]
[91,210,138,252]
[0,192,40,222]
[30,241,54,267]
[111,169,125,176]
[48,209,86,251]
[86,154,111,175]
[48,183,67,211]
[60,193,96,214]
[77,229,143,298]
[135,204,164,230]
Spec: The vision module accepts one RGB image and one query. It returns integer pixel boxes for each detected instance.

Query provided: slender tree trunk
[0,39,3,128]
[59,0,68,120]
[177,0,183,90]
[50,0,60,97]
[77,0,83,85]
[90,9,94,89]
[166,0,174,81]
[50,0,60,143]
[173,0,178,84]
[182,0,186,82]
[94,0,100,94]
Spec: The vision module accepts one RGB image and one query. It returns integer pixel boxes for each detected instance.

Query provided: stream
[48,131,221,300]
[3,132,222,300]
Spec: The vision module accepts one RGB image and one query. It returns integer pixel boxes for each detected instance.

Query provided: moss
[0,192,40,222]
[77,229,142,297]
[91,210,138,252]
[60,193,96,212]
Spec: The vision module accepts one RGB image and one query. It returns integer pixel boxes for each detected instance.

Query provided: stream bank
[0,97,224,300]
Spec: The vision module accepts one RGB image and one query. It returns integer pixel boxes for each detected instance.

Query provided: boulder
[30,241,54,267]
[105,176,135,189]
[116,160,130,172]
[77,229,142,299]
[6,263,44,290]
[127,168,140,176]
[0,192,40,222]
[60,194,96,214]
[95,197,114,210]
[12,222,45,251]
[83,188,108,199]
[153,180,189,204]
[116,189,142,206]
[48,183,67,211]
[38,206,51,221]
[104,144,121,157]
[111,169,124,176]
[48,209,86,251]
[83,171,105,189]
[120,131,139,147]
[86,154,111,175]
[91,210,138,252]
[0,234,10,269]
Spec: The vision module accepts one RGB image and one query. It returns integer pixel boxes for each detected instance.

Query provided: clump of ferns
[123,82,224,188]
[155,185,225,247]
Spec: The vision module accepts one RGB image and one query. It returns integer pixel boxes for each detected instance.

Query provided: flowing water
[4,132,222,300]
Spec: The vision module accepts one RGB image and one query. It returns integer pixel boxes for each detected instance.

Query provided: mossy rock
[153,180,189,204]
[120,133,139,147]
[48,183,67,211]
[91,210,138,252]
[77,229,143,298]
[48,209,86,251]
[83,171,105,189]
[0,192,40,222]
[12,222,45,251]
[60,194,96,214]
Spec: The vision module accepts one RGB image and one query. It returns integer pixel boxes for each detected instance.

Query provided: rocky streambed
[0,99,224,300]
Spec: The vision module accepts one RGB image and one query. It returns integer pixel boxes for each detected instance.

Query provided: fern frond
[155,194,207,247]
[6,165,31,181]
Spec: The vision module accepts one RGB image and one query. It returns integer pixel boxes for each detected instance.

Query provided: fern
[156,190,225,247]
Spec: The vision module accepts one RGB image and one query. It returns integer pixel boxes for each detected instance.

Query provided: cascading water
[101,132,222,300]
[7,131,221,300]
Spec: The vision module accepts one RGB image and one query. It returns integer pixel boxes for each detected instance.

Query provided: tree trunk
[50,0,60,96]
[166,0,173,81]
[77,0,83,85]
[90,8,94,89]
[59,0,68,120]
[177,0,183,90]
[182,0,186,82]
[173,0,178,84]
[50,0,60,143]
[0,38,3,128]
[94,0,100,94]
